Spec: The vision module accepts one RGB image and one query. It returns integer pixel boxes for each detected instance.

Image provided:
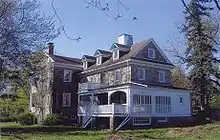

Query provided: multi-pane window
[133,117,151,125]
[96,56,102,65]
[62,93,71,107]
[155,96,171,113]
[115,70,120,82]
[64,69,72,82]
[137,68,145,80]
[148,48,155,59]
[159,71,166,83]
[113,50,119,60]
[133,95,151,105]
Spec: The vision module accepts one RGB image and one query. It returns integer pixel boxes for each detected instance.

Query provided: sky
[39,0,186,60]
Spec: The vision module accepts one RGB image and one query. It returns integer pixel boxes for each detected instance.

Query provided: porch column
[109,103,115,131]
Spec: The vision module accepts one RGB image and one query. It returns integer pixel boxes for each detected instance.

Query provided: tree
[181,0,220,120]
[0,0,59,90]
[171,67,191,89]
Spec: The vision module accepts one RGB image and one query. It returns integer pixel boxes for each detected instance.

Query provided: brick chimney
[47,42,54,55]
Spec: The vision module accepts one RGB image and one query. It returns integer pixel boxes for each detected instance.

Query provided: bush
[43,114,58,126]
[0,116,17,122]
[17,112,36,125]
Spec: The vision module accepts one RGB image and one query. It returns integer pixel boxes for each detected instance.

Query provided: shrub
[43,114,58,126]
[17,112,36,125]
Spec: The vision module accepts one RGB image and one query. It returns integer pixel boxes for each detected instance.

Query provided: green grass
[1,122,220,140]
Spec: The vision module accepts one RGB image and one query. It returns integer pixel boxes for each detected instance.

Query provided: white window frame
[148,48,155,59]
[158,71,166,83]
[96,56,102,65]
[113,50,119,60]
[64,69,72,82]
[133,117,151,125]
[83,61,87,69]
[62,93,71,107]
[115,70,120,82]
[137,67,146,80]
[157,117,168,122]
[155,96,171,113]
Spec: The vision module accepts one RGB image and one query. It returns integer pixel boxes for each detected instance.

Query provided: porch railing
[78,103,128,116]
[78,82,107,93]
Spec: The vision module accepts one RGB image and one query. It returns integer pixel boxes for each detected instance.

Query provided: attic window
[96,56,102,65]
[83,61,87,69]
[148,48,155,59]
[113,50,119,60]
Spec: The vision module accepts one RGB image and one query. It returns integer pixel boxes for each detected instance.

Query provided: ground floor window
[62,93,71,107]
[157,117,168,122]
[155,96,171,113]
[133,95,151,105]
[133,117,151,125]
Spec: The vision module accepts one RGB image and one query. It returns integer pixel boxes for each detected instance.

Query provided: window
[64,69,72,82]
[133,117,151,125]
[83,61,87,69]
[96,56,102,65]
[133,95,141,105]
[137,68,146,80]
[115,70,120,82]
[62,93,71,107]
[159,71,166,83]
[148,48,155,59]
[113,50,119,60]
[180,97,183,104]
[157,117,168,122]
[133,95,151,105]
[155,96,171,113]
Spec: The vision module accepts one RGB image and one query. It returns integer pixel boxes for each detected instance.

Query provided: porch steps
[81,116,92,129]
[115,115,131,131]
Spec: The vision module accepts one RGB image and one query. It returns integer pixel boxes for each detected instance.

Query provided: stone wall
[131,65,171,86]
[86,66,131,86]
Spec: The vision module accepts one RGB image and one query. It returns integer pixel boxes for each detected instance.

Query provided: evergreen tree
[182,0,220,120]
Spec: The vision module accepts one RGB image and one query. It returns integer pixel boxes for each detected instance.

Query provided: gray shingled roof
[82,55,96,61]
[110,43,131,50]
[49,54,82,65]
[84,39,174,71]
[95,49,112,56]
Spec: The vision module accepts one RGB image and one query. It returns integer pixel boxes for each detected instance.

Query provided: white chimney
[118,34,133,46]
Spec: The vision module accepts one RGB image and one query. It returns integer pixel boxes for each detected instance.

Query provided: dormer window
[83,61,87,69]
[148,48,155,59]
[113,50,119,60]
[96,56,102,65]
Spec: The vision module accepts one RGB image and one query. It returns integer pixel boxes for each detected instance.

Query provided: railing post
[112,103,115,115]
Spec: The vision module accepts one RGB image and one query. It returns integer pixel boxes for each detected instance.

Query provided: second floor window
[83,61,87,69]
[96,56,102,65]
[64,69,72,82]
[148,48,155,59]
[158,71,166,83]
[137,68,146,80]
[115,70,120,82]
[113,50,119,60]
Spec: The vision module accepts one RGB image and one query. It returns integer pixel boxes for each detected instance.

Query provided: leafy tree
[171,67,191,89]
[181,0,220,120]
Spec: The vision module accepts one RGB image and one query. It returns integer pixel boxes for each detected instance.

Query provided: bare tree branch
[50,0,81,41]
[213,0,220,12]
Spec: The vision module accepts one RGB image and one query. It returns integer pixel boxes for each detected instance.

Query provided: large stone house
[78,34,191,130]
[30,43,82,124]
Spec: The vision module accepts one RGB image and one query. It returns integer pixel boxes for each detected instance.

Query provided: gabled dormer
[110,34,133,60]
[81,55,96,69]
[94,49,112,66]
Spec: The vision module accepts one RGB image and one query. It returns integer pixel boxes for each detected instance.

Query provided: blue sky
[39,0,186,60]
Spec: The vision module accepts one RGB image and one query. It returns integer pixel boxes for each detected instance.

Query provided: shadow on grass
[1,126,82,134]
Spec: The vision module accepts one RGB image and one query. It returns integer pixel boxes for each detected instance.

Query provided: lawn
[1,122,220,140]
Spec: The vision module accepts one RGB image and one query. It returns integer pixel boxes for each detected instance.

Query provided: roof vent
[118,34,133,46]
